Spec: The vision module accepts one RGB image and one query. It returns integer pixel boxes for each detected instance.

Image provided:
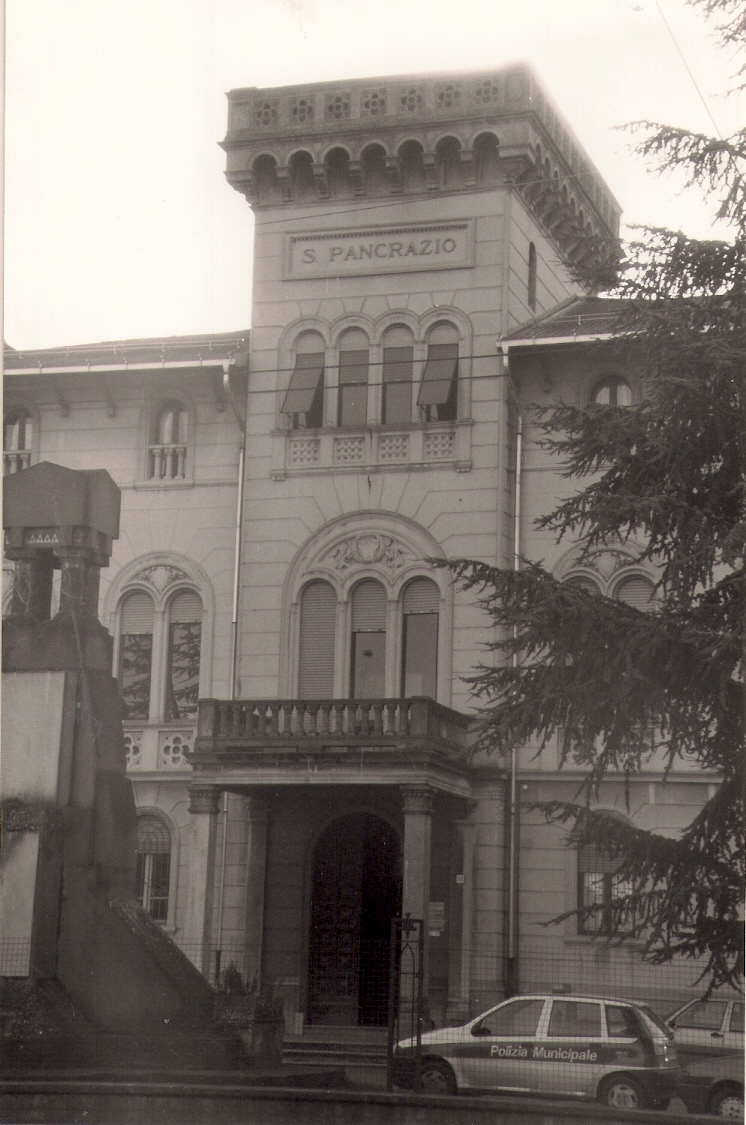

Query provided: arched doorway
[307,813,401,1026]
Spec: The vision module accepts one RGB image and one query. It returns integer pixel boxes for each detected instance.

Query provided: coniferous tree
[442,0,745,989]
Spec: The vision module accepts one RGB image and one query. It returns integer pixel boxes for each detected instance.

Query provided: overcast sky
[4,0,742,349]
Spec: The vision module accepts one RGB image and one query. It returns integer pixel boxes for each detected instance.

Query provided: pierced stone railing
[195,696,470,757]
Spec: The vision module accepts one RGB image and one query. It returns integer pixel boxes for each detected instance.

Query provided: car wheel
[708,1083,745,1118]
[599,1074,647,1110]
[419,1059,457,1096]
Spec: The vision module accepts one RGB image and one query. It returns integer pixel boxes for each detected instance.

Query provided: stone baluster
[318,701,331,735]
[372,701,384,735]
[177,445,186,478]
[281,701,293,736]
[268,701,280,736]
[333,700,346,735]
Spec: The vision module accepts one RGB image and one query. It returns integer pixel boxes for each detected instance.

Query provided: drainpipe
[500,343,522,997]
[215,360,247,977]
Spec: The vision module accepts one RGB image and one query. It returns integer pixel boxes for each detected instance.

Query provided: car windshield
[639,1004,673,1038]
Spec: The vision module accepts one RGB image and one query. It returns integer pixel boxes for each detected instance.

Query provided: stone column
[401,785,434,990]
[243,794,269,983]
[186,785,221,977]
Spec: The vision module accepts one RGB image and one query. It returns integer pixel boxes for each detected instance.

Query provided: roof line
[4,359,241,376]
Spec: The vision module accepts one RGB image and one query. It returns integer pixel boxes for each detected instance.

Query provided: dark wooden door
[308,814,400,1026]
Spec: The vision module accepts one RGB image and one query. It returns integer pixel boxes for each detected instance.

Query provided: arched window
[577,830,635,936]
[165,590,203,720]
[299,580,336,697]
[119,592,155,720]
[117,584,204,725]
[419,322,459,422]
[401,578,439,697]
[350,579,387,697]
[436,137,463,189]
[474,133,500,184]
[591,376,632,407]
[4,407,33,474]
[381,325,414,425]
[282,331,325,430]
[528,242,537,312]
[150,400,189,480]
[337,328,369,427]
[136,814,171,922]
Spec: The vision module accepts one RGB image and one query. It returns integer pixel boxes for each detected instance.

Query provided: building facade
[3,66,718,1032]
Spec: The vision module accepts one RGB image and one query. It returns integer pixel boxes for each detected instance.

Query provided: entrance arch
[307,813,401,1026]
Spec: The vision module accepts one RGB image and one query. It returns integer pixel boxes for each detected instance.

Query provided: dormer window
[150,400,189,479]
[4,407,34,474]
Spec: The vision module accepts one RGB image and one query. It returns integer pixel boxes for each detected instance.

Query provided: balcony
[192,697,474,793]
[272,422,472,480]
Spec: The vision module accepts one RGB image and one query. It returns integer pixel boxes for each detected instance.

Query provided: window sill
[133,477,195,490]
[271,420,473,480]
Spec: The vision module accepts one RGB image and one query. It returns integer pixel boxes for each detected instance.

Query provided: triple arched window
[118,588,203,721]
[281,320,462,430]
[298,575,440,700]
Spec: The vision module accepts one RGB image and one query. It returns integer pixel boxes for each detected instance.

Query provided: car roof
[491,994,648,1007]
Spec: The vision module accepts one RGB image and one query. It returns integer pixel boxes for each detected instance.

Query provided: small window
[165,591,203,721]
[4,407,33,474]
[548,1000,602,1038]
[135,814,171,923]
[382,326,414,425]
[606,1005,640,1039]
[282,332,325,429]
[578,840,635,936]
[119,592,155,721]
[150,400,189,480]
[528,242,537,311]
[337,329,369,428]
[419,324,459,422]
[675,1000,728,1032]
[477,998,545,1037]
[591,376,632,407]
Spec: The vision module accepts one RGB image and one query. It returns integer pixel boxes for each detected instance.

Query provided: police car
[393,993,679,1110]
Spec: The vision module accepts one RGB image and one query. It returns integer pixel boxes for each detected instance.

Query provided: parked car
[677,1054,744,1117]
[393,993,678,1110]
[666,997,744,1066]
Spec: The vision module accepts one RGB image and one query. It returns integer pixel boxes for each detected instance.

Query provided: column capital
[188,785,221,815]
[401,784,435,816]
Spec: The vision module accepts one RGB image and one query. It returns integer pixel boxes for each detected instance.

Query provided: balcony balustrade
[149,442,187,480]
[194,696,471,770]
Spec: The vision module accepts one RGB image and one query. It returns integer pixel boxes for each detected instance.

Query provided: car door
[537,998,606,1097]
[670,999,731,1064]
[460,997,548,1091]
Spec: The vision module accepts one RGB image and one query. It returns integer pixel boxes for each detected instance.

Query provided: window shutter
[339,349,369,385]
[402,578,439,614]
[351,580,386,630]
[169,590,203,623]
[382,346,413,383]
[616,577,655,610]
[120,592,155,633]
[281,353,325,414]
[418,342,458,406]
[299,581,336,697]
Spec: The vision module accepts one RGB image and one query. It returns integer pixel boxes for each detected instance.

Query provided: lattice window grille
[124,731,143,769]
[326,94,351,121]
[291,97,315,124]
[333,437,365,463]
[424,431,455,460]
[436,83,462,109]
[289,439,321,466]
[362,90,387,117]
[398,86,425,114]
[379,434,409,462]
[255,100,279,128]
[474,78,501,104]
[158,731,193,769]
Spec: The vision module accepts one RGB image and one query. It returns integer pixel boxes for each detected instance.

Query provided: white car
[666,996,744,1066]
[393,993,678,1110]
